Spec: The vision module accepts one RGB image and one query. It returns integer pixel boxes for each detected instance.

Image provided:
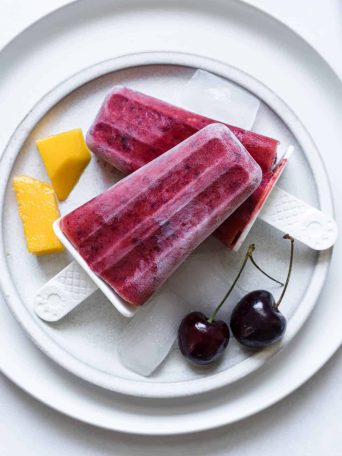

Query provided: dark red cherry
[230,290,286,348]
[178,311,230,365]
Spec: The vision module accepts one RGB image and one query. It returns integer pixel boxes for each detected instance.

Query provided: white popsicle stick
[259,186,338,250]
[34,261,97,322]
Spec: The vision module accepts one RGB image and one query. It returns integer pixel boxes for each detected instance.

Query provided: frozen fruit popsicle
[86,86,278,174]
[86,86,280,252]
[61,124,262,306]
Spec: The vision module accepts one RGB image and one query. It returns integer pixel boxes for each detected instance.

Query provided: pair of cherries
[178,234,294,365]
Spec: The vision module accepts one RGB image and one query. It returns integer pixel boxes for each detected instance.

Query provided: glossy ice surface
[86,86,278,174]
[61,124,262,305]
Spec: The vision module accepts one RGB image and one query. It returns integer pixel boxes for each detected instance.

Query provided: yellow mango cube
[36,129,91,201]
[13,176,64,255]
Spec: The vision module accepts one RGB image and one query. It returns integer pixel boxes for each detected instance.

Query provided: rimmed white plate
[0,0,341,434]
[0,51,332,397]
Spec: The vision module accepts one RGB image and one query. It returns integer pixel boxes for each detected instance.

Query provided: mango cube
[36,129,91,201]
[13,176,64,255]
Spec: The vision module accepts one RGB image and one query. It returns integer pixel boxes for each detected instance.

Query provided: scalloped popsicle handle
[34,261,97,322]
[259,187,338,250]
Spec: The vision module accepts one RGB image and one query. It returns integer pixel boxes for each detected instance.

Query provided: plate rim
[0,50,333,398]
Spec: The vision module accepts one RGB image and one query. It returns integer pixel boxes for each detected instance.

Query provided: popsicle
[61,124,262,306]
[87,86,278,175]
[86,86,279,251]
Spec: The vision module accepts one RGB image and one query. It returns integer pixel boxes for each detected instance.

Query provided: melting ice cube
[180,69,260,130]
[118,285,186,377]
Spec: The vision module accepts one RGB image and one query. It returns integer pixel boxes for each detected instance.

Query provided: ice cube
[118,285,186,377]
[180,69,260,130]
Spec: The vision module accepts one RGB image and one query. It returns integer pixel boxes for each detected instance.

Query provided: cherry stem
[249,254,284,286]
[275,234,294,309]
[208,244,255,323]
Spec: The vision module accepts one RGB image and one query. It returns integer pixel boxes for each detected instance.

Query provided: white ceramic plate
[0,51,331,397]
[0,0,341,434]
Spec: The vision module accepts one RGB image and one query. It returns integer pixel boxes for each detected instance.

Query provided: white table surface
[0,1,341,455]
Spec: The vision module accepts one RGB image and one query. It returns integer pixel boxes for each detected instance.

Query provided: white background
[0,1,341,455]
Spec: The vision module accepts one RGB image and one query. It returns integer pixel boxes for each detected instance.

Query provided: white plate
[0,0,341,434]
[0,52,331,397]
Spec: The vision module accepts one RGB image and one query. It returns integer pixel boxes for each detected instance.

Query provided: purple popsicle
[61,124,262,306]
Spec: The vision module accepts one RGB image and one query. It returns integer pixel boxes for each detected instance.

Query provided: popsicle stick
[259,187,338,250]
[34,261,97,322]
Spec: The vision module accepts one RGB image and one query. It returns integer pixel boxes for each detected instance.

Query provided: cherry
[178,243,283,365]
[230,234,294,348]
[230,290,286,347]
[178,312,229,365]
